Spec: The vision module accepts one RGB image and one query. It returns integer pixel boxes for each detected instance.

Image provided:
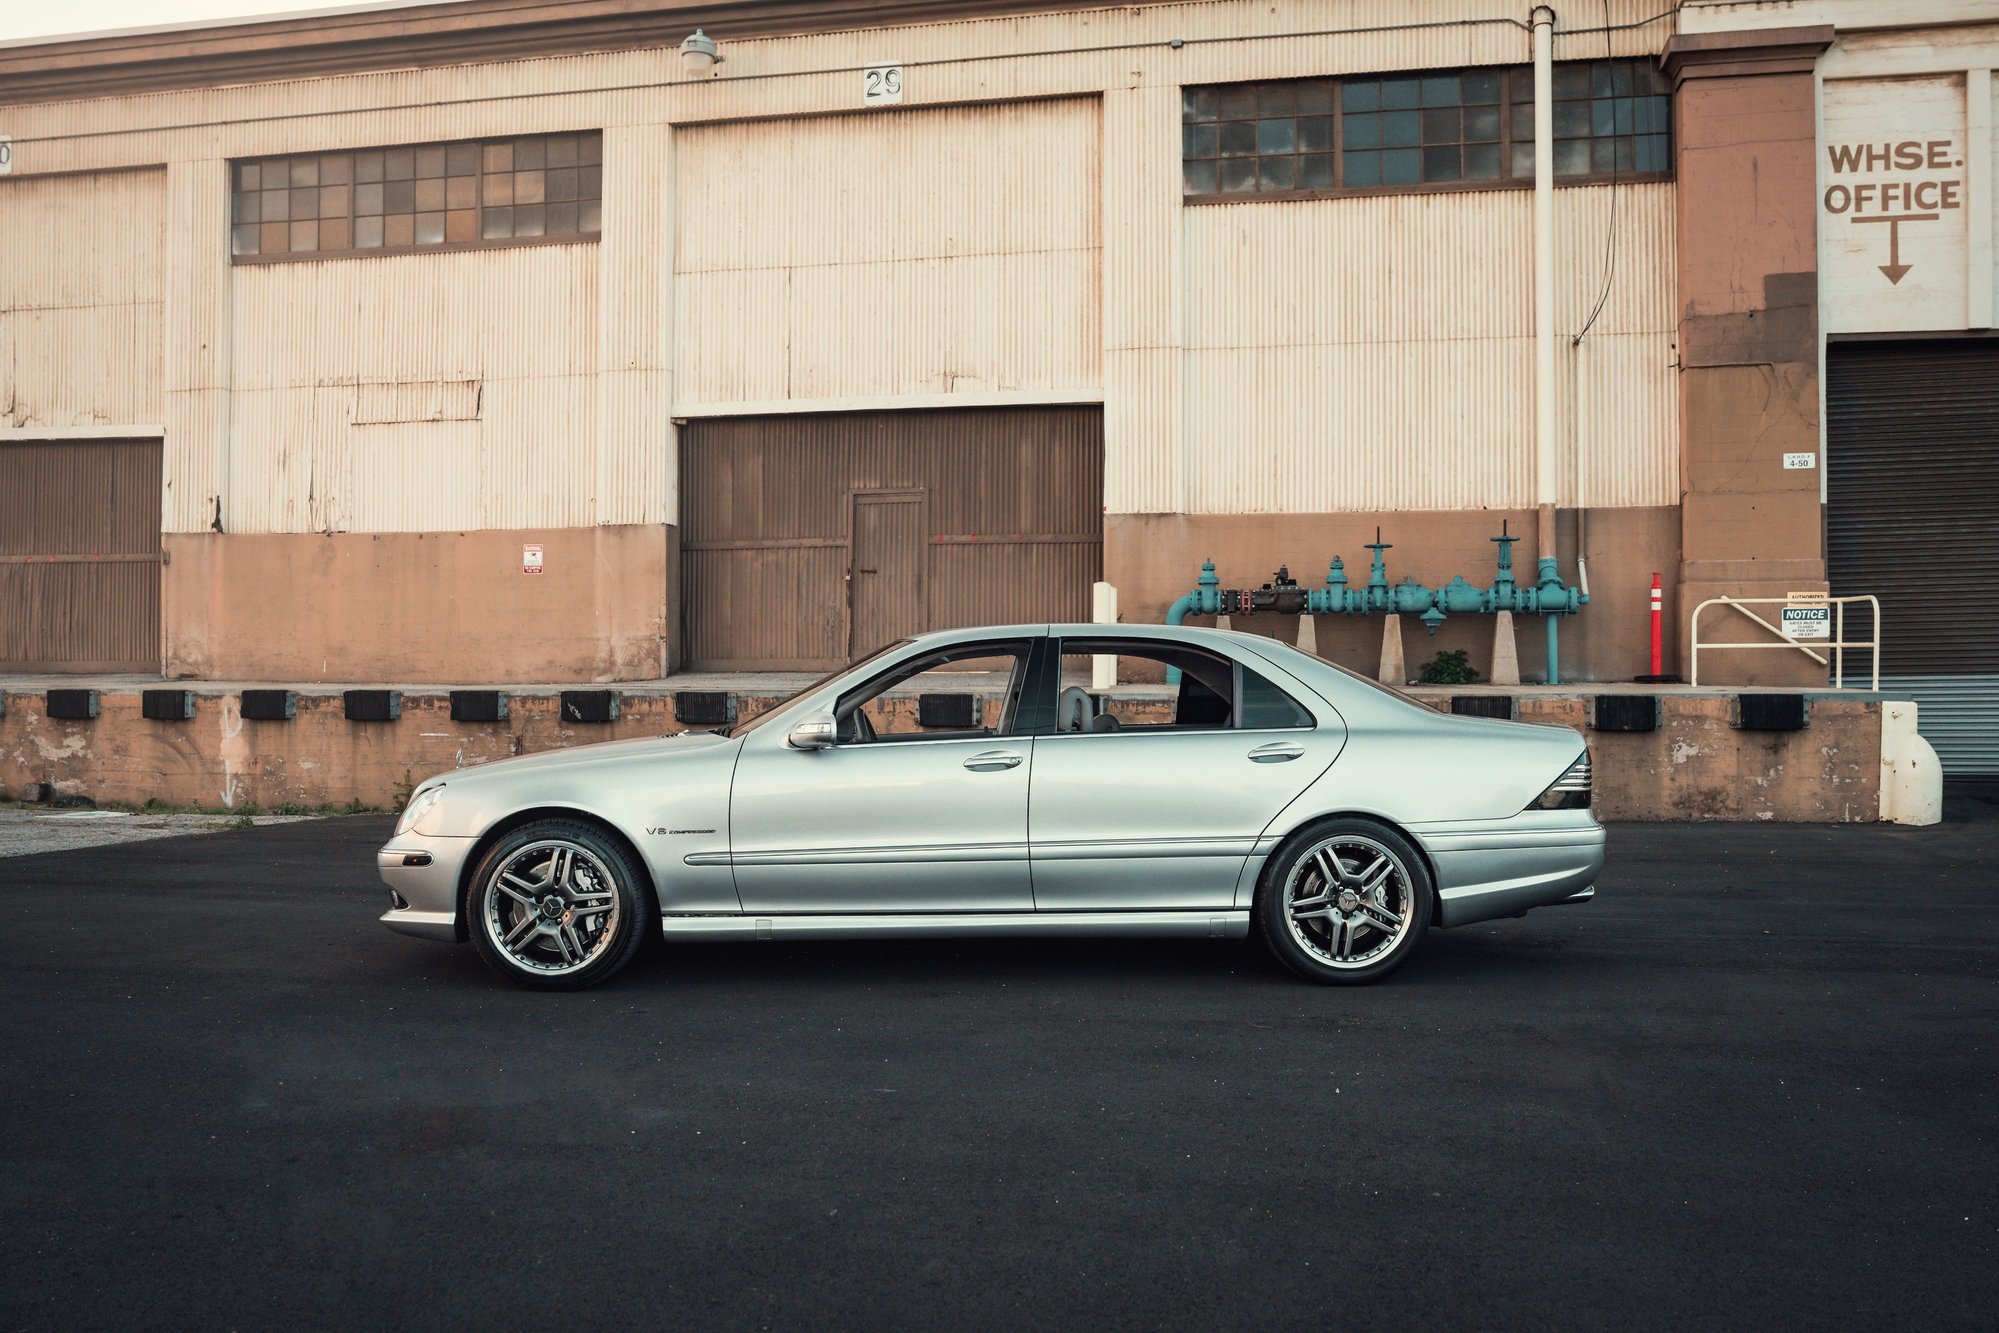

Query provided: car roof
[903,623,1276,648]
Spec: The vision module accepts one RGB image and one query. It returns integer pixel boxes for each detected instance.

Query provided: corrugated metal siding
[1168,181,1676,514]
[673,100,1102,408]
[0,439,162,671]
[0,1,1679,540]
[1826,338,1999,675]
[227,243,599,533]
[2,1,1670,178]
[680,407,1102,670]
[162,159,231,533]
[1883,677,1999,777]
[0,170,165,429]
[597,121,673,527]
[1827,339,1999,775]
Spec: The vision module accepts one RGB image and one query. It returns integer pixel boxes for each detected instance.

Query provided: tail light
[1531,754,1592,810]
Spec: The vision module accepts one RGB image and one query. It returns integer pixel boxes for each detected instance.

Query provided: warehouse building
[0,0,1992,768]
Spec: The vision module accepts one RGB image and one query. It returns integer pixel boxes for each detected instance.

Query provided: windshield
[721,640,911,738]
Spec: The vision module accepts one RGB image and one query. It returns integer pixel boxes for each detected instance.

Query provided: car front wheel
[467,820,652,990]
[1257,819,1433,984]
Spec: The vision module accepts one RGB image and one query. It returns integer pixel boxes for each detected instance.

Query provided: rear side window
[1240,667,1313,729]
[1052,639,1315,732]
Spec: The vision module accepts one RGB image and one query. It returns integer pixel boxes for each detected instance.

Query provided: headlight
[1530,754,1592,811]
[396,784,446,836]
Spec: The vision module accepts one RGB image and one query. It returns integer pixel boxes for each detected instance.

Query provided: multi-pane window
[230,131,602,260]
[1539,58,1672,176]
[1182,59,1670,201]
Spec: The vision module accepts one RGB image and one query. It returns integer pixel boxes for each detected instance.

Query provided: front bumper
[378,832,478,942]
[1410,811,1607,928]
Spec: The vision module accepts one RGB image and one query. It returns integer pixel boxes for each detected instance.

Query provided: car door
[728,638,1037,913]
[1026,636,1345,910]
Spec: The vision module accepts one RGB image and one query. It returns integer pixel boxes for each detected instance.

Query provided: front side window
[1052,640,1314,733]
[833,642,1031,743]
[1182,58,1669,201]
[230,131,602,261]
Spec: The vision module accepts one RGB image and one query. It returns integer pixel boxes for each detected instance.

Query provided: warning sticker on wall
[522,544,544,575]
[1781,605,1831,640]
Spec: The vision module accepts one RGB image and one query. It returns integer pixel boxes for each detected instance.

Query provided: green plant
[389,768,416,811]
[1417,649,1482,686]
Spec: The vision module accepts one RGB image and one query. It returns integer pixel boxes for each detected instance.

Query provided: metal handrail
[1689,595,1881,690]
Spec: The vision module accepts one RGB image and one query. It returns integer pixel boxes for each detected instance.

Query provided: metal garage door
[680,407,1103,671]
[1826,339,1999,774]
[0,439,162,673]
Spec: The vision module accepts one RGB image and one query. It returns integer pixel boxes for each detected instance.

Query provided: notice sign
[522,543,544,575]
[0,135,11,175]
[1781,604,1831,641]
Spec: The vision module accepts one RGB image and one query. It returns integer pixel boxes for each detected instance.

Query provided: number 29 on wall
[863,65,904,106]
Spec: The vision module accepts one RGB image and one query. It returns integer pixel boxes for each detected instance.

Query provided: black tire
[465,819,655,990]
[1256,818,1434,985]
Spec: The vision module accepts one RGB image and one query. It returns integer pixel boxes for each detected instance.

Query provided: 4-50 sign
[0,135,13,176]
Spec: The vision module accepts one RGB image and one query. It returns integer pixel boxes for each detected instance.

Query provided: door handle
[1248,741,1305,763]
[964,750,1024,771]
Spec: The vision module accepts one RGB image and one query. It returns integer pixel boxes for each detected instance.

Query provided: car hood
[435,728,736,785]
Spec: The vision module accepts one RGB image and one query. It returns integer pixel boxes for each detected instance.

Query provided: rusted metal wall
[0,440,162,671]
[680,407,1102,669]
[0,170,165,430]
[227,243,599,532]
[673,99,1103,410]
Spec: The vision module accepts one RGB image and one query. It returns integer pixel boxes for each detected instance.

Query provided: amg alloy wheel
[1258,820,1433,984]
[467,820,652,990]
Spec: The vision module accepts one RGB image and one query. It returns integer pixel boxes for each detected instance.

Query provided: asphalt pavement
[3,811,1994,1330]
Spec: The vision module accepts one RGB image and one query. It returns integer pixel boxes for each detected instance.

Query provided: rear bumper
[1409,813,1607,928]
[377,833,477,942]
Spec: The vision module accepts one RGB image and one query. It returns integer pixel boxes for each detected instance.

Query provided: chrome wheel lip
[1281,834,1413,970]
[480,838,622,976]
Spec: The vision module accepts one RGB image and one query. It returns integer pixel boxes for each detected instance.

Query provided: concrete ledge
[0,681,1887,821]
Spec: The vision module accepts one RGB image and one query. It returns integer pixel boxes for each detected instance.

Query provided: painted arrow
[1852,211,1938,286]
[1878,218,1911,284]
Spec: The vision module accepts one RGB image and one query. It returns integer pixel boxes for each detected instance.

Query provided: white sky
[0,1,427,45]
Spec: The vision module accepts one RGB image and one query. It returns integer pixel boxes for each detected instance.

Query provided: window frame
[1181,59,1672,206]
[227,130,604,265]
[1037,637,1319,737]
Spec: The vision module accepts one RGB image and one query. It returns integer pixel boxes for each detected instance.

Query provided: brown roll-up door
[1826,338,1999,774]
[680,407,1103,671]
[0,439,163,673]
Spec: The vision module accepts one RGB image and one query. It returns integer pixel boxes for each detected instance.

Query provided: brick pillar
[1663,26,1834,684]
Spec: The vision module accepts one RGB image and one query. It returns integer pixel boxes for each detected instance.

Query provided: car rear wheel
[1257,819,1433,985]
[467,820,652,990]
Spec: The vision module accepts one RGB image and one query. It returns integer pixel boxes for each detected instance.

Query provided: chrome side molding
[660,910,1250,941]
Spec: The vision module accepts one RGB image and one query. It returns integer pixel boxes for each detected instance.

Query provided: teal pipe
[1158,531,1587,679]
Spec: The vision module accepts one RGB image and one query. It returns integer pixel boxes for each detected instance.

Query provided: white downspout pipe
[1576,334,1591,598]
[1532,5,1557,563]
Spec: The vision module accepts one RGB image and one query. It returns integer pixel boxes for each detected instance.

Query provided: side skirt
[660,910,1251,942]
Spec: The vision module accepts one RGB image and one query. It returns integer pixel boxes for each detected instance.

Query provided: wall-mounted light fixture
[679,28,723,75]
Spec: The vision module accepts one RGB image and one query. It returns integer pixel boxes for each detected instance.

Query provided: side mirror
[787,711,838,750]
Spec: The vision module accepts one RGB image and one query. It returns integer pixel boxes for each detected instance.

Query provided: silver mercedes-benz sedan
[378,624,1603,989]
